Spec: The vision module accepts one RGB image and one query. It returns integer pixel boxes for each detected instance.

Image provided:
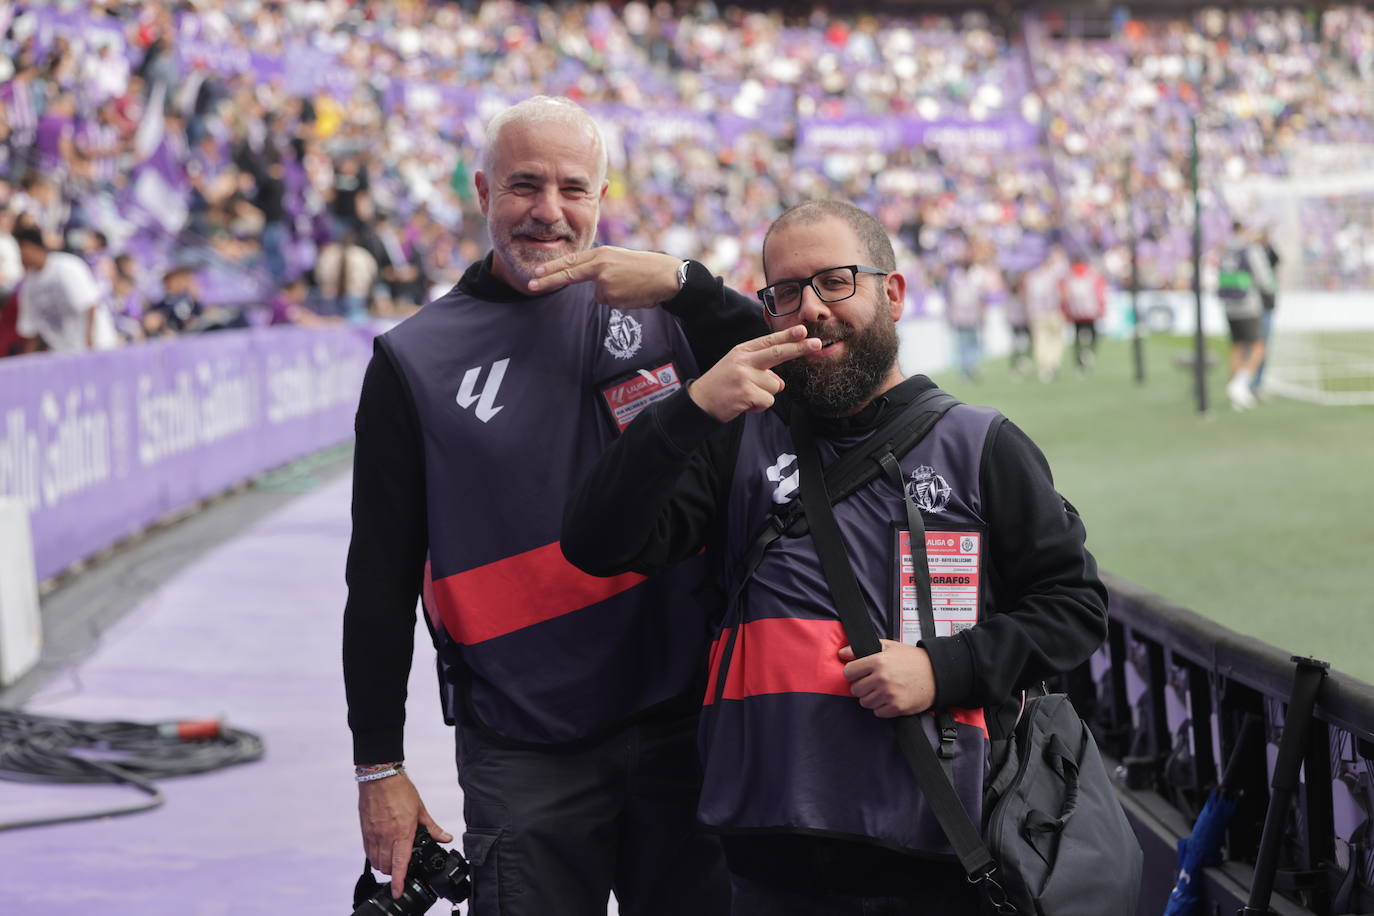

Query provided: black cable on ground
[0,709,264,830]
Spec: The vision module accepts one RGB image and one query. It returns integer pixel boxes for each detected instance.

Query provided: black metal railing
[1066,573,1374,915]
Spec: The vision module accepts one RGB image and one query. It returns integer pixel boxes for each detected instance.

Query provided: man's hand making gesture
[688,325,820,422]
[525,247,684,308]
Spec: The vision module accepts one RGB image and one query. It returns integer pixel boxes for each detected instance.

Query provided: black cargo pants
[456,709,730,916]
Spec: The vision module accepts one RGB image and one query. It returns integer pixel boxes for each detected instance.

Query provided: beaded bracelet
[355,761,405,783]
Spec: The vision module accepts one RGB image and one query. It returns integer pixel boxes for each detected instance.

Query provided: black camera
[352,826,471,915]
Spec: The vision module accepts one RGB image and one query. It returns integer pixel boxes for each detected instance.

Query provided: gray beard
[775,309,899,418]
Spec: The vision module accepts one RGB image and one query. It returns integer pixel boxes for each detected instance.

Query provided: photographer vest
[384,281,711,744]
[699,398,1001,857]
[1217,244,1260,320]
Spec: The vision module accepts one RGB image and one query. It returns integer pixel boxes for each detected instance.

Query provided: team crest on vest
[765,452,799,504]
[604,309,643,359]
[906,465,952,513]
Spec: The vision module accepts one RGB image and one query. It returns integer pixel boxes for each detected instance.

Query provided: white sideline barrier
[0,497,41,687]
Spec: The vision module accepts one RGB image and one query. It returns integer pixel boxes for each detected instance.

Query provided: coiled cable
[0,708,264,830]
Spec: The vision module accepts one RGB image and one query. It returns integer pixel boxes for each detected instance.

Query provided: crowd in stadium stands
[0,1,1370,358]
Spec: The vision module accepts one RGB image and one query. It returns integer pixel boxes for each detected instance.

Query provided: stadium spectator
[362,212,425,310]
[74,105,125,191]
[142,265,206,338]
[1,1,1371,340]
[109,253,146,342]
[253,155,290,287]
[0,290,27,358]
[11,176,65,250]
[256,275,321,327]
[34,90,78,175]
[562,198,1108,915]
[2,63,41,172]
[313,231,377,323]
[0,207,22,295]
[0,209,28,357]
[342,95,760,913]
[1062,256,1108,373]
[12,224,119,353]
[327,154,368,237]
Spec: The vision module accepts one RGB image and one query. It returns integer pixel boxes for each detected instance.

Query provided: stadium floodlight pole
[1125,153,1144,384]
[1190,112,1207,414]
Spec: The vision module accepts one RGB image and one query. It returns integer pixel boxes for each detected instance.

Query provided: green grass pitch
[934,334,1374,683]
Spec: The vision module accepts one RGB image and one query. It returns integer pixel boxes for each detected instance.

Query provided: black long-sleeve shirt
[561,375,1109,716]
[342,256,765,764]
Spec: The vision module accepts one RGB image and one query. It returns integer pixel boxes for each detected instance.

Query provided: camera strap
[791,405,1013,912]
[706,389,957,714]
[353,858,382,907]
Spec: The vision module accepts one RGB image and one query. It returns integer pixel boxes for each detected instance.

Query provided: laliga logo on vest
[603,310,642,360]
[455,358,510,424]
[766,452,799,505]
[906,465,952,513]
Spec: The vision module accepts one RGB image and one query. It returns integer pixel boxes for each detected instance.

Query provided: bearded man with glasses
[757,263,895,419]
[563,199,1107,915]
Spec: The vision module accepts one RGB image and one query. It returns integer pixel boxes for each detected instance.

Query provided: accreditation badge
[894,529,982,646]
[598,362,682,433]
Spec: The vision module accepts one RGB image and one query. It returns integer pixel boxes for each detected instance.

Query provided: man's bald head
[762,199,896,280]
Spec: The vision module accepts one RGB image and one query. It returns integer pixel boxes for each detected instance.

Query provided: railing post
[1240,657,1331,915]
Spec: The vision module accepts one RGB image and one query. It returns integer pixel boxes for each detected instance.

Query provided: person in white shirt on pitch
[1022,246,1069,382]
[13,224,118,353]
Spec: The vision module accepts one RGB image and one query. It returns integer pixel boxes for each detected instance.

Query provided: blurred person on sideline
[562,199,1108,914]
[944,250,995,381]
[1251,228,1281,398]
[12,224,118,353]
[342,96,761,915]
[1023,246,1068,382]
[1061,255,1107,374]
[1217,221,1273,410]
[1002,268,1031,379]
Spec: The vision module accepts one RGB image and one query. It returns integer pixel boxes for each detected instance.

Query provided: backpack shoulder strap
[813,387,961,509]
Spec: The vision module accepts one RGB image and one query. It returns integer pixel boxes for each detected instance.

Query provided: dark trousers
[1072,320,1098,368]
[723,835,983,915]
[1009,324,1032,375]
[730,872,983,915]
[456,710,730,916]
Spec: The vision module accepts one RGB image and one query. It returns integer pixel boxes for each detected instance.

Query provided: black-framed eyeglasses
[756,265,889,317]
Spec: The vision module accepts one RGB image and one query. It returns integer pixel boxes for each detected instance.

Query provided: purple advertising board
[22,7,126,59]
[0,326,372,582]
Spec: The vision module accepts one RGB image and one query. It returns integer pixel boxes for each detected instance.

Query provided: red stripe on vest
[704,616,986,734]
[430,542,646,645]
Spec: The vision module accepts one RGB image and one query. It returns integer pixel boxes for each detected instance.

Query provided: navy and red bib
[385,283,711,743]
[700,400,1001,856]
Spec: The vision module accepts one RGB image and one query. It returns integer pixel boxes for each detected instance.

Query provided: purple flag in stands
[125,140,189,235]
